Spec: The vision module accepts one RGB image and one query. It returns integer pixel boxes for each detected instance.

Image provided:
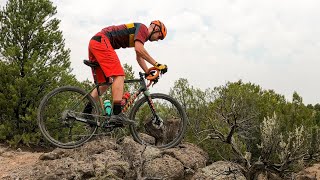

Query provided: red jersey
[101,23,149,49]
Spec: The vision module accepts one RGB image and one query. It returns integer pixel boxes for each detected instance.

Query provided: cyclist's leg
[83,36,111,114]
[89,33,126,117]
[111,75,124,115]
[109,75,136,125]
[90,85,109,102]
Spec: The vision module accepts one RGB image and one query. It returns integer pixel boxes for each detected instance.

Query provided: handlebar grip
[146,67,160,80]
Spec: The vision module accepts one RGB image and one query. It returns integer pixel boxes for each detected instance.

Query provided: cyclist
[84,20,168,126]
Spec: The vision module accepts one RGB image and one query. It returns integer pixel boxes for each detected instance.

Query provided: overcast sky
[1,0,320,105]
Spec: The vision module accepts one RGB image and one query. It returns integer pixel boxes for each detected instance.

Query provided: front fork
[144,90,163,129]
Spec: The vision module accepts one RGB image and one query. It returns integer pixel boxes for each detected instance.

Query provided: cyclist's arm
[136,54,148,73]
[134,41,157,66]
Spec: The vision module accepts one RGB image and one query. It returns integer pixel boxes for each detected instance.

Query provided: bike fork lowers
[144,91,163,128]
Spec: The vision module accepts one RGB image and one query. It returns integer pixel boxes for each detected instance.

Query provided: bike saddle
[83,60,99,67]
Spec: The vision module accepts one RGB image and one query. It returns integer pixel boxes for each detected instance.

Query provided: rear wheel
[37,86,100,149]
[129,93,187,149]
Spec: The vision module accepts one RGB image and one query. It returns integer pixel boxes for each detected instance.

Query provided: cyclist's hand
[154,62,168,74]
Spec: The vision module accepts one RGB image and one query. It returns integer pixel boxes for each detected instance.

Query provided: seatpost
[91,66,104,110]
[91,67,102,96]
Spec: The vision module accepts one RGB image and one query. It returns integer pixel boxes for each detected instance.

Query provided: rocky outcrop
[2,138,319,179]
[2,136,246,180]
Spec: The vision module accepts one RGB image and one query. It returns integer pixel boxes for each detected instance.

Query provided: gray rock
[120,137,146,164]
[142,146,162,162]
[119,137,146,179]
[91,149,124,176]
[39,152,60,160]
[192,161,246,180]
[143,154,184,180]
[164,143,209,170]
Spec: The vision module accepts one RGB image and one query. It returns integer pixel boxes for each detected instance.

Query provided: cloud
[1,0,320,104]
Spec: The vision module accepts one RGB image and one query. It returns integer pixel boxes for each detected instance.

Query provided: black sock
[113,101,122,115]
[83,102,93,114]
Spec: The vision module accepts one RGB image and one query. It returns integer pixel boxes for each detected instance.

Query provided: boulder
[192,161,246,180]
[143,154,184,179]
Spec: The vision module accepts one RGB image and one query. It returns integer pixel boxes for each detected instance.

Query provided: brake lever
[152,77,159,87]
[147,76,159,87]
[145,67,161,87]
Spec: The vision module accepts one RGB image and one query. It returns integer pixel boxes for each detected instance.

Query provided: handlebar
[141,67,161,87]
[146,67,160,80]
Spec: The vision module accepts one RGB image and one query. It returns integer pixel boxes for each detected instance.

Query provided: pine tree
[0,0,77,146]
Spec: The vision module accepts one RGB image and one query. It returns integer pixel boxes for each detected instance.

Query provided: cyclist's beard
[148,25,157,41]
[148,33,154,41]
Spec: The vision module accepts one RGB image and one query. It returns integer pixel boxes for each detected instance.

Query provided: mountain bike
[37,60,187,149]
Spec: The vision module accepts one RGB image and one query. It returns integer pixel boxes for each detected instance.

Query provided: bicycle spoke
[68,127,73,141]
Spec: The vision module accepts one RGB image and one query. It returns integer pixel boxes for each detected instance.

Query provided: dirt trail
[0,145,43,179]
[302,163,320,179]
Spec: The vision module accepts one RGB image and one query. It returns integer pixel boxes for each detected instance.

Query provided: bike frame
[82,71,156,117]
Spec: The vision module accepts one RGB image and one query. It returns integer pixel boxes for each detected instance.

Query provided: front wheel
[129,93,187,149]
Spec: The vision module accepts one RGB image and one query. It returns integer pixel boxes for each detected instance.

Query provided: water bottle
[104,100,112,116]
[121,92,131,106]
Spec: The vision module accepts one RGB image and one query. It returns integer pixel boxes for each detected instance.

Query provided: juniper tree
[0,0,77,146]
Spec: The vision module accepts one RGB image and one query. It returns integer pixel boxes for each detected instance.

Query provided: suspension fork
[143,90,160,121]
[144,90,163,128]
[138,74,159,121]
[143,90,155,112]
